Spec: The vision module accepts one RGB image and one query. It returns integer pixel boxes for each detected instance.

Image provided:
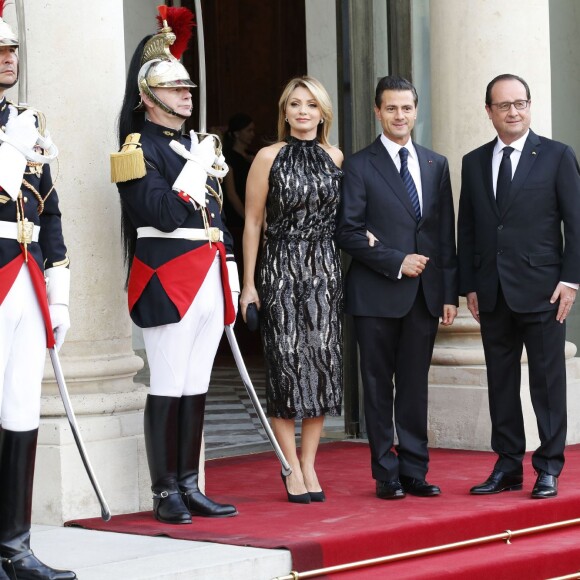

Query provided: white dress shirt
[379,134,423,279]
[380,134,423,213]
[492,130,529,197]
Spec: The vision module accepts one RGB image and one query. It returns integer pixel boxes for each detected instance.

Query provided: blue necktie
[496,146,514,211]
[399,147,421,221]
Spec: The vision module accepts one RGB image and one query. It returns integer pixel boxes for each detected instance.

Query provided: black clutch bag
[246,302,260,332]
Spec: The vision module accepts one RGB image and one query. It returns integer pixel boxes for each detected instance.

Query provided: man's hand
[551,282,577,323]
[441,305,457,326]
[366,230,379,247]
[401,254,429,278]
[466,291,480,323]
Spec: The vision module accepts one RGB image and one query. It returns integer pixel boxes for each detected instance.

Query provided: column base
[428,357,580,451]
[33,396,149,525]
[33,389,208,525]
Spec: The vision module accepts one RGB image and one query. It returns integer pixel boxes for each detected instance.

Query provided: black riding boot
[177,394,237,517]
[0,427,76,580]
[143,395,191,524]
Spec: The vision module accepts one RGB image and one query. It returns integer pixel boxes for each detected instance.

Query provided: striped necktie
[399,147,421,221]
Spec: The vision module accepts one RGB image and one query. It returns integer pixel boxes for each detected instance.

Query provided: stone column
[428,0,580,449]
[5,1,148,523]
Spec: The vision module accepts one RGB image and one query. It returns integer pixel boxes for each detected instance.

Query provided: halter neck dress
[259,136,343,419]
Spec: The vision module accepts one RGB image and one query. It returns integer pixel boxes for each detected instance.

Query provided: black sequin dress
[259,137,343,419]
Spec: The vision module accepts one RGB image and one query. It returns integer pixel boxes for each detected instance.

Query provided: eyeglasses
[489,100,530,112]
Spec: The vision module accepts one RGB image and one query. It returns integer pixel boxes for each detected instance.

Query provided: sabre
[225,326,292,476]
[14,0,111,521]
[192,0,291,475]
[49,349,111,521]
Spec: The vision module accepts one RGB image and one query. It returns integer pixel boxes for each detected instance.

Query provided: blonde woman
[241,77,343,503]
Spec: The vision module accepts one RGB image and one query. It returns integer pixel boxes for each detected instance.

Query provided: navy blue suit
[336,136,458,482]
[458,129,580,475]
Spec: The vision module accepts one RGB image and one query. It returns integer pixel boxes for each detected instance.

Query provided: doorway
[180,0,307,359]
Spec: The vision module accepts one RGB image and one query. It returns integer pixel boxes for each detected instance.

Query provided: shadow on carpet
[65,441,580,572]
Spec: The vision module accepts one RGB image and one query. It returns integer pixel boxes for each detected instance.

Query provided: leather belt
[0,220,40,243]
[137,226,223,243]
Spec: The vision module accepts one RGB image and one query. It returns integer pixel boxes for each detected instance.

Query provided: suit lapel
[369,137,417,220]
[480,139,498,216]
[502,130,541,213]
[416,144,436,222]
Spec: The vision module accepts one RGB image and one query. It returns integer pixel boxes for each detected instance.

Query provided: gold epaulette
[110,133,146,183]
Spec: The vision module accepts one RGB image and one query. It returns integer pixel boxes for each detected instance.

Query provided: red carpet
[66,442,580,577]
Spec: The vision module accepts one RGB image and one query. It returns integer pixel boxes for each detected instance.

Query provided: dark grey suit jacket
[457,129,580,313]
[335,137,458,318]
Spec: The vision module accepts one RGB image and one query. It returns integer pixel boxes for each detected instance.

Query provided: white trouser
[0,266,46,431]
[143,255,224,397]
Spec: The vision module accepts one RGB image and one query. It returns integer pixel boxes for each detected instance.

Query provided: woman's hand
[240,285,260,322]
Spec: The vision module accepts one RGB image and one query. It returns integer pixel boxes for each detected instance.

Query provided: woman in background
[222,113,255,227]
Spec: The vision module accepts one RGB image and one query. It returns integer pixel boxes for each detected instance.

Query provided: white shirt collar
[380,134,417,161]
[494,130,530,155]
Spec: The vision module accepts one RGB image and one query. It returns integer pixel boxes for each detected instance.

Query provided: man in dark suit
[458,73,580,499]
[336,76,458,500]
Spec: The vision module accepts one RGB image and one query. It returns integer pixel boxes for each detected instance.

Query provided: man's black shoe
[376,479,406,499]
[531,470,558,499]
[470,469,523,494]
[400,474,441,497]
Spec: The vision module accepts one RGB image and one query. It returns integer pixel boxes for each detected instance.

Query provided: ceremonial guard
[0,6,76,580]
[112,6,238,524]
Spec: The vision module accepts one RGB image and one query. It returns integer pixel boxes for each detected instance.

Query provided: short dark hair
[485,74,531,106]
[374,76,418,108]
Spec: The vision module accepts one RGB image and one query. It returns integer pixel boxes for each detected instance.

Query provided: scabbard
[49,348,112,521]
[225,326,292,476]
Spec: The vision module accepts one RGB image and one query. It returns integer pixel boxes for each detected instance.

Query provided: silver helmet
[137,7,196,118]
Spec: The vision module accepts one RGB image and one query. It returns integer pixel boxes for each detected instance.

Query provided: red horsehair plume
[156,5,196,60]
[0,0,7,18]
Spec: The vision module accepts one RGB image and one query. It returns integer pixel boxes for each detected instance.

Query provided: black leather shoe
[376,479,406,499]
[281,472,311,504]
[470,469,523,495]
[152,489,192,524]
[531,471,558,499]
[308,490,326,502]
[181,488,238,517]
[1,549,77,580]
[400,474,441,497]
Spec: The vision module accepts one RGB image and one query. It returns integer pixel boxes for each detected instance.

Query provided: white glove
[49,304,70,352]
[226,260,240,293]
[232,291,239,317]
[170,132,228,206]
[45,267,70,306]
[0,110,41,200]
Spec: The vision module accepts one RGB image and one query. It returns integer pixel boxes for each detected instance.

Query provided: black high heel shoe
[281,471,311,504]
[308,490,326,502]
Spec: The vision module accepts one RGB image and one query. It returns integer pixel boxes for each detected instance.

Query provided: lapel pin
[532,151,537,156]
[428,159,433,164]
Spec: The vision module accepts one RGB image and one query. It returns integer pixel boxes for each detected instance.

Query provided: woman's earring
[285,117,288,123]
[319,119,324,124]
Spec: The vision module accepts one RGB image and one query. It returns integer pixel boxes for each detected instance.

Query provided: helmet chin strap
[0,73,18,91]
[140,80,189,120]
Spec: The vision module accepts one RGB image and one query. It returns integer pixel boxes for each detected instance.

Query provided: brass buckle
[17,218,34,245]
[209,227,221,243]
